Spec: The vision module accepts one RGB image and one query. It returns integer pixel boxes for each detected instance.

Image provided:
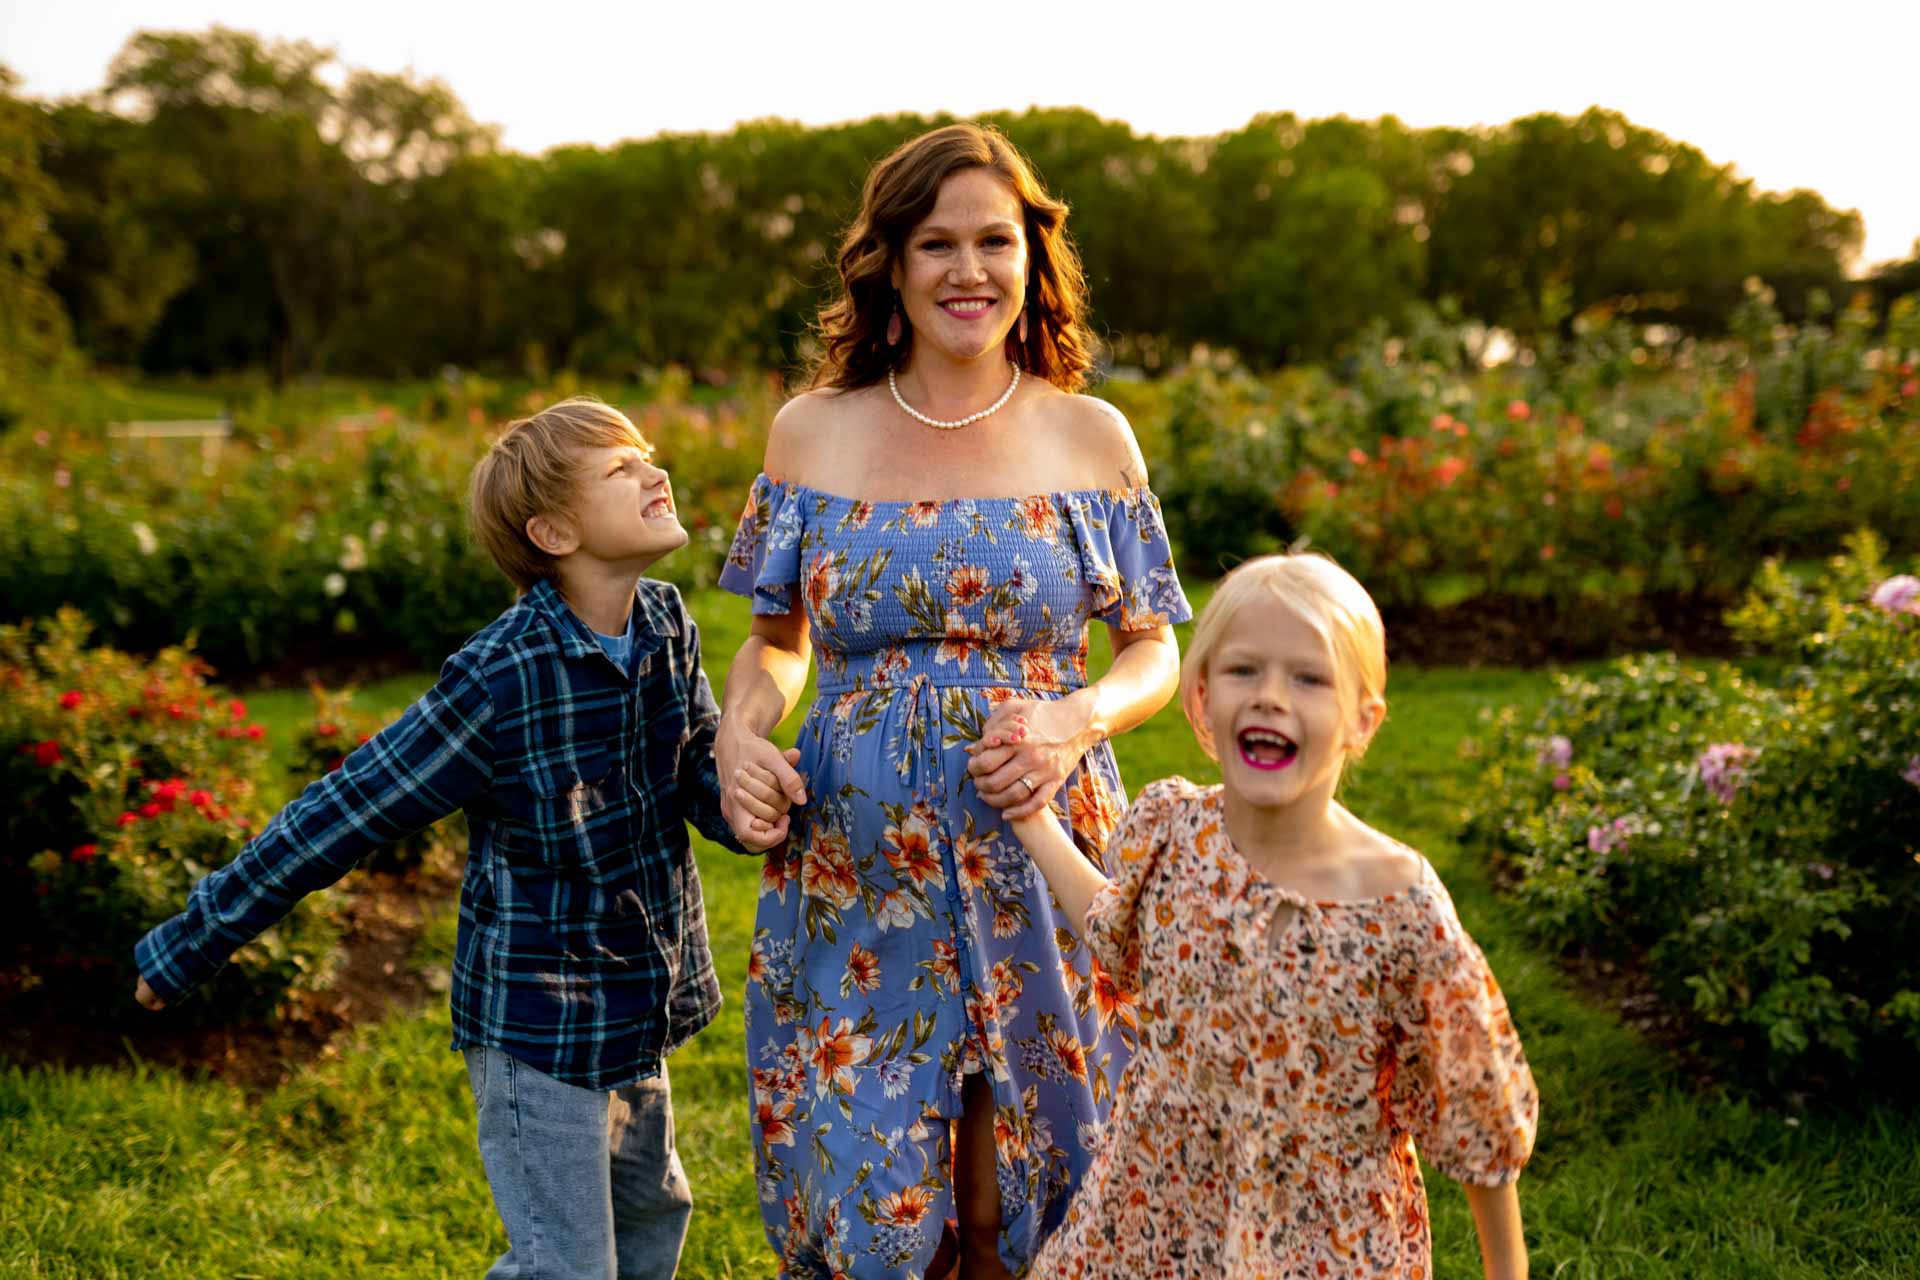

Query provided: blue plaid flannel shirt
[135,577,747,1089]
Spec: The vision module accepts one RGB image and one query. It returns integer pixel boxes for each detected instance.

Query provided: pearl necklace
[888,364,1020,430]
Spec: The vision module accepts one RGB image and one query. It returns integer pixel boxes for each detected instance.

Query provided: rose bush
[0,610,338,1022]
[1461,533,1920,1094]
[290,682,465,874]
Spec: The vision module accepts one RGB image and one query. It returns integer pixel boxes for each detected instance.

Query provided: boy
[134,397,789,1280]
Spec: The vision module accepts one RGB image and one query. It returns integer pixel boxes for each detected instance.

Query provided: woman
[715,123,1191,1279]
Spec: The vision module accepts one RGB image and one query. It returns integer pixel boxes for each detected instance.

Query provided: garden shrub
[0,610,338,1022]
[1461,533,1920,1095]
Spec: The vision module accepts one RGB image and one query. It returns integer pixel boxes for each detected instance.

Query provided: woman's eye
[920,239,949,251]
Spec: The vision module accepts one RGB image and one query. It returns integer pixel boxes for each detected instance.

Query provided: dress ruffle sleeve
[1387,883,1539,1187]
[1063,487,1193,631]
[1082,776,1188,998]
[719,472,804,616]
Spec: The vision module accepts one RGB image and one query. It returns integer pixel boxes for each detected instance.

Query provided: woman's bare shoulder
[766,386,873,481]
[1037,390,1149,489]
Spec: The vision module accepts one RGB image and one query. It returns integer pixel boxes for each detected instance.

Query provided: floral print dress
[1033,778,1538,1280]
[720,474,1192,1278]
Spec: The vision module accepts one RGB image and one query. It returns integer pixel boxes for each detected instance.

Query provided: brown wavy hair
[809,123,1097,393]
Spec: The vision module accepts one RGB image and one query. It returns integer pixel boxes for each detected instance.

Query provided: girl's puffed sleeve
[1082,777,1187,998]
[1065,488,1193,632]
[1387,882,1539,1186]
[718,473,804,615]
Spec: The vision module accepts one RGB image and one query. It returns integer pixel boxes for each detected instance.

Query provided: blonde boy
[136,397,783,1280]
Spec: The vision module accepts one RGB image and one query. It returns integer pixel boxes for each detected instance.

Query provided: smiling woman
[708,123,1193,1279]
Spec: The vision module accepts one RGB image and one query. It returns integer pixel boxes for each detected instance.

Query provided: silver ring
[1020,775,1036,795]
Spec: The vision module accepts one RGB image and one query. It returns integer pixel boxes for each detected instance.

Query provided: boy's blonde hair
[1179,552,1388,761]
[468,396,647,591]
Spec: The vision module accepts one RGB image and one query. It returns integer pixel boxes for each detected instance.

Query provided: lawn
[3,587,1915,1278]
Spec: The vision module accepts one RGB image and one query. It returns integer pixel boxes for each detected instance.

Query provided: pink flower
[1538,735,1573,768]
[1506,399,1532,422]
[1586,815,1637,856]
[1870,575,1920,615]
[1903,757,1920,789]
[1697,743,1755,805]
[1552,773,1571,791]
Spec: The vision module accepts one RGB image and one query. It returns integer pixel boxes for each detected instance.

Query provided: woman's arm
[967,622,1179,819]
[716,600,813,840]
[1463,1182,1527,1280]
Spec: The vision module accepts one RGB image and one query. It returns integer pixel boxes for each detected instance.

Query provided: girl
[995,553,1537,1279]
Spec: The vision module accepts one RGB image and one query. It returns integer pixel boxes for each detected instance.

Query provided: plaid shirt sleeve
[135,648,495,1003]
[674,601,749,855]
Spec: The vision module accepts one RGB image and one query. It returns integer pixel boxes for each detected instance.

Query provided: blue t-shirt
[592,608,638,673]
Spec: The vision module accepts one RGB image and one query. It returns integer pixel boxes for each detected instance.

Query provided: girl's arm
[1007,811,1111,938]
[1463,1182,1527,1280]
[967,622,1179,818]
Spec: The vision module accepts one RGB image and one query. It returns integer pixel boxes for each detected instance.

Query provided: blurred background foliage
[2,26,1916,412]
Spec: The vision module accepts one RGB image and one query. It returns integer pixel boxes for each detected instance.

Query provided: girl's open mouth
[1237,728,1298,771]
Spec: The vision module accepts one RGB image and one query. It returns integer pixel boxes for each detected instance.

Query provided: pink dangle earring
[886,294,903,346]
[1017,307,1028,344]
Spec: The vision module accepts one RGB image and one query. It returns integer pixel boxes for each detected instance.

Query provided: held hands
[965,697,1095,820]
[719,725,807,853]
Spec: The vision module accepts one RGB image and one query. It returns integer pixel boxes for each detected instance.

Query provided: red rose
[70,844,99,863]
[59,691,83,710]
[229,700,247,720]
[316,722,339,738]
[117,811,138,827]
[31,740,62,768]
[188,789,213,807]
[139,802,163,819]
[245,724,266,740]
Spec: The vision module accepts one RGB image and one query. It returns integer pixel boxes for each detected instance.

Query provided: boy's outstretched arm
[135,651,495,1009]
[1463,1182,1527,1280]
[1007,812,1109,939]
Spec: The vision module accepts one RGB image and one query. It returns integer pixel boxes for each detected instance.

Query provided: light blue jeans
[465,1048,692,1280]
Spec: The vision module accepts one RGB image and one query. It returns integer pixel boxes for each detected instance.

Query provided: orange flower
[883,813,943,890]
[844,942,882,994]
[876,1183,935,1226]
[1088,956,1139,1032]
[1049,1026,1089,1082]
[906,500,942,528]
[755,1092,797,1148]
[803,553,841,618]
[808,1015,872,1097]
[945,564,990,606]
[761,851,798,902]
[1015,495,1060,541]
[801,825,860,909]
[953,830,993,891]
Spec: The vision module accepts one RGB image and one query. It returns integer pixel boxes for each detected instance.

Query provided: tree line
[5,27,1916,387]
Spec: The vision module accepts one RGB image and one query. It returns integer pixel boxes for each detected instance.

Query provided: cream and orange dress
[1032,777,1538,1280]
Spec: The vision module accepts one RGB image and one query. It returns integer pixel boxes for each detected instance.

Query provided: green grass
[4,587,1916,1277]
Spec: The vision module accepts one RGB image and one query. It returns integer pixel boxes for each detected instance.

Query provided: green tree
[0,65,76,423]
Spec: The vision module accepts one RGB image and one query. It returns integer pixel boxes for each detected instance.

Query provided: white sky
[5,0,1915,269]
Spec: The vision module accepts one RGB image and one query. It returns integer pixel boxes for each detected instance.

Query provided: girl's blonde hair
[1179,553,1388,761]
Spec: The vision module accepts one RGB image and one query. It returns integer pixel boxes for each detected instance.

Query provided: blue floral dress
[720,474,1192,1278]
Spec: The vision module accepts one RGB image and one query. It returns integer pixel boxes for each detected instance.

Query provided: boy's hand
[724,745,804,849]
[134,977,166,1011]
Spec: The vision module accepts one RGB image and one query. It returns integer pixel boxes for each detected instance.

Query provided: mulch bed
[0,863,459,1092]
[1382,591,1741,667]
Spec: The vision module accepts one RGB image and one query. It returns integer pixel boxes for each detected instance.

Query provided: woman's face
[891,166,1030,364]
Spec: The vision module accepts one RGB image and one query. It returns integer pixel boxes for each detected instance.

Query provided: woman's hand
[965,694,1097,820]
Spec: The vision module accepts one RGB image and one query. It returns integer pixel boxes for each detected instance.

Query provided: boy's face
[556,438,687,571]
